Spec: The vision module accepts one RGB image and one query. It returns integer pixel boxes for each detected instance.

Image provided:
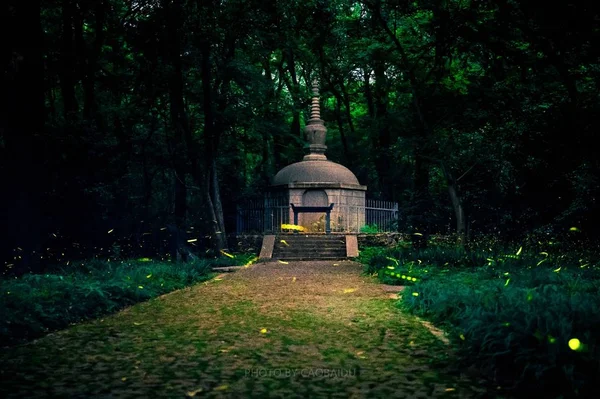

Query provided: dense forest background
[2,0,599,273]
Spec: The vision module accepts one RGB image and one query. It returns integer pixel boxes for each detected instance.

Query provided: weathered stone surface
[300,189,329,227]
[272,160,362,186]
[283,182,366,190]
[286,187,366,232]
[272,234,347,260]
[345,234,359,257]
[258,235,275,260]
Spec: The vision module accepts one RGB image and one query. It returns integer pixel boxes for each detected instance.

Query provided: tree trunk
[339,80,356,136]
[82,0,106,121]
[165,0,193,260]
[61,0,77,119]
[261,58,276,180]
[373,60,392,199]
[441,163,466,243]
[363,69,375,119]
[334,97,350,162]
[286,48,302,139]
[200,40,226,252]
[1,0,45,272]
[211,159,226,237]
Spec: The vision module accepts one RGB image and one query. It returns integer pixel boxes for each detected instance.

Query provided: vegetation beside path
[360,242,600,398]
[1,260,489,398]
[1,256,254,346]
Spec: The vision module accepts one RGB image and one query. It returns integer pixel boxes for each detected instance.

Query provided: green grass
[0,254,255,347]
[359,224,380,234]
[360,243,600,398]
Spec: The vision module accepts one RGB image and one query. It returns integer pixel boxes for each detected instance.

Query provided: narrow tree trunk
[286,48,302,139]
[441,162,466,243]
[373,61,392,199]
[61,0,77,119]
[165,0,192,260]
[81,0,106,121]
[203,169,223,252]
[281,47,303,143]
[363,69,375,119]
[261,58,276,179]
[211,159,226,237]
[1,0,45,272]
[339,80,356,135]
[334,97,350,161]
[200,40,226,252]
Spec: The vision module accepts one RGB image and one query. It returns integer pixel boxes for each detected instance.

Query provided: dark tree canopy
[2,0,599,272]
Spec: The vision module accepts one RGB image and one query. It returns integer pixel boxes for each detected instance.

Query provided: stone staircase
[272,234,347,260]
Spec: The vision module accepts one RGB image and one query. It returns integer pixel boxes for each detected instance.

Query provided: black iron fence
[365,199,399,232]
[235,198,266,234]
[236,198,398,234]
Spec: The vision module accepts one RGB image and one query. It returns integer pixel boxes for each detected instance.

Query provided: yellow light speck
[568,338,581,351]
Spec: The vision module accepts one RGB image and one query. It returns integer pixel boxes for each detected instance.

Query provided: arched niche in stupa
[301,189,328,231]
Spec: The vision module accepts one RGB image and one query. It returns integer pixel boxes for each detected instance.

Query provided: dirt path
[0,261,488,398]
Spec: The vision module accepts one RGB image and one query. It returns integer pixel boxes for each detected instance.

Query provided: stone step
[275,238,345,243]
[274,249,346,255]
[274,251,346,256]
[274,243,346,249]
[274,250,345,255]
[276,235,345,239]
[272,235,348,260]
[277,235,345,238]
[275,238,346,243]
[274,256,347,261]
[276,238,346,242]
[274,245,346,250]
[273,251,346,259]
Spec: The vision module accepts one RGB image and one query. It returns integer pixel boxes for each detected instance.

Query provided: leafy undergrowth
[0,255,254,347]
[360,243,600,398]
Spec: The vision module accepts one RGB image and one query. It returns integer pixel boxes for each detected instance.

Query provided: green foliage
[359,224,380,234]
[0,257,243,347]
[361,243,600,397]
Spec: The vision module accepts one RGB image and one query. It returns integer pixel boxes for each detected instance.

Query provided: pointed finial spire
[303,78,328,161]
[310,79,321,120]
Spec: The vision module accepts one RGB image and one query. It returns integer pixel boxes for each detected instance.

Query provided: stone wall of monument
[287,188,365,232]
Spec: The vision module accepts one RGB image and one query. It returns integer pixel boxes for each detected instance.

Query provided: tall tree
[1,0,46,271]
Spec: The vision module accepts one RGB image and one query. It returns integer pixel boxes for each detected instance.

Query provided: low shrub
[360,243,600,398]
[0,255,247,347]
[359,224,380,234]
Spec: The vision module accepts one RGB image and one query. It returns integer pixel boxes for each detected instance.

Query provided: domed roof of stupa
[272,160,360,186]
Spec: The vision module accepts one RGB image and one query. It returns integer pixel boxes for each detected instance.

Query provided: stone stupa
[269,80,367,233]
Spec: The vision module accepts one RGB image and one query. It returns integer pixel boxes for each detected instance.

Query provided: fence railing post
[364,199,399,233]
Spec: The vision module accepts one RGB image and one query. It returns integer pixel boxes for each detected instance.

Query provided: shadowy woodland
[2,0,599,269]
[2,2,600,397]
